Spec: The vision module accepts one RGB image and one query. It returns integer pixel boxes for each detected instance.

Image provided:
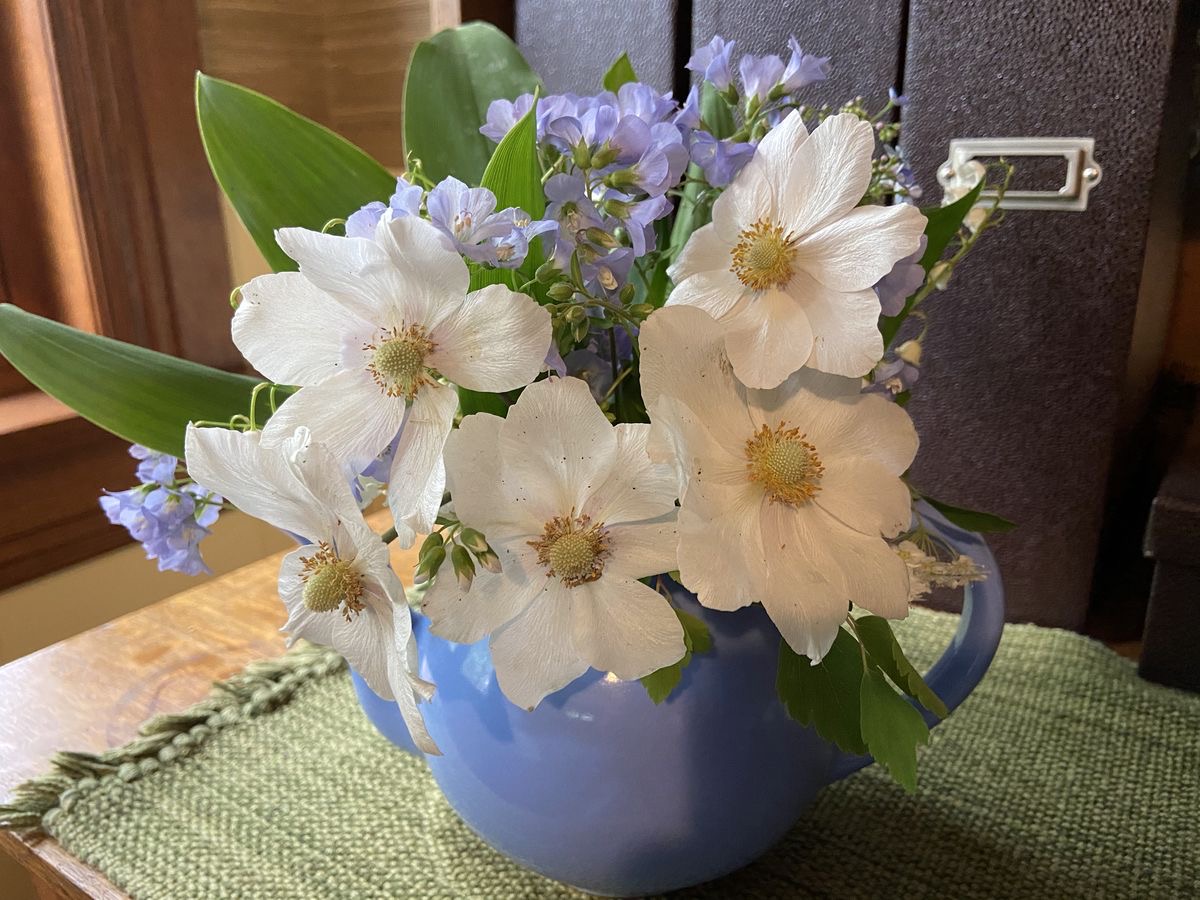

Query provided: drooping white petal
[788,274,884,378]
[794,203,926,292]
[233,272,366,386]
[275,227,409,324]
[764,371,918,473]
[285,431,376,533]
[815,457,913,538]
[582,424,679,525]
[427,284,551,392]
[262,370,408,473]
[498,377,617,521]
[773,112,876,239]
[490,587,589,710]
[721,289,815,389]
[185,426,327,540]
[604,518,679,580]
[422,541,549,645]
[386,383,459,546]
[570,576,686,680]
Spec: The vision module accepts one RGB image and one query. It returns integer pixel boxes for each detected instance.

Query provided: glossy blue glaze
[351,504,1005,896]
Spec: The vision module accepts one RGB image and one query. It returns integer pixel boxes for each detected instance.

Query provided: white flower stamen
[365,324,436,399]
[745,422,825,506]
[730,219,797,291]
[530,512,611,587]
[299,541,365,620]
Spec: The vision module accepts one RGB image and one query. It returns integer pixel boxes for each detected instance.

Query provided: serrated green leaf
[923,495,1017,533]
[0,305,274,458]
[776,629,868,755]
[860,667,930,793]
[403,23,541,185]
[641,606,712,704]
[855,616,948,718]
[602,53,638,92]
[196,73,395,273]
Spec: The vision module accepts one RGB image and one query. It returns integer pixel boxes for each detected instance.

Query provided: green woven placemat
[3,608,1199,899]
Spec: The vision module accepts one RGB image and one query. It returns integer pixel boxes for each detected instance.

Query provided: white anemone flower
[666,111,926,388]
[184,424,439,754]
[640,306,918,662]
[420,377,686,710]
[233,214,552,547]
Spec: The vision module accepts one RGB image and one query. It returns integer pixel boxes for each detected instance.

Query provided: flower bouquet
[0,23,1015,894]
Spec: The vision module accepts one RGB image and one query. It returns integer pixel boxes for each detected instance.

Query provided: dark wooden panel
[900,0,1185,626]
[515,0,678,94]
[692,0,906,106]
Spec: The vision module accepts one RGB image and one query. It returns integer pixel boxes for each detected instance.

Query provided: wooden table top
[0,511,417,899]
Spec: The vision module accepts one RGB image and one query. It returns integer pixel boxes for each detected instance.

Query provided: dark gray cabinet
[514,0,1189,628]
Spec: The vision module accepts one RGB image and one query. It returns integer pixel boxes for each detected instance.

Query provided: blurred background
[0,0,1197,673]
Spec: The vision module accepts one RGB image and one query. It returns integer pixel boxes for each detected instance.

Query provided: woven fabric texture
[12,608,1200,899]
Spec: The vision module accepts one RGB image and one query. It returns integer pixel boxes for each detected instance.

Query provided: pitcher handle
[828,501,1006,782]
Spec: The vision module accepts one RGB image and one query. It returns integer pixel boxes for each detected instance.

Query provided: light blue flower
[689,131,756,187]
[426,176,552,268]
[345,176,422,238]
[686,36,736,91]
[874,235,927,316]
[130,444,177,485]
[738,53,785,102]
[780,37,831,91]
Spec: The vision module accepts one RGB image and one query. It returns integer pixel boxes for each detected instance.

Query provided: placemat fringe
[0,642,344,835]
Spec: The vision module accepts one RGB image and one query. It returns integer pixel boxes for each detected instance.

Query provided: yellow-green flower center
[366,324,436,399]
[529,513,610,588]
[745,422,824,506]
[299,542,365,620]
[730,219,796,291]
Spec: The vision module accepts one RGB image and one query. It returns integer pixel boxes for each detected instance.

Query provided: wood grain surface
[0,510,418,899]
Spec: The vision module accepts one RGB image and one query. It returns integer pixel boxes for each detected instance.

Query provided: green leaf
[922,495,1017,533]
[855,616,948,718]
[860,667,930,793]
[479,91,544,218]
[641,607,712,704]
[919,181,984,273]
[403,22,541,185]
[457,387,511,418]
[0,305,272,458]
[602,53,638,92]
[776,629,868,755]
[196,73,395,273]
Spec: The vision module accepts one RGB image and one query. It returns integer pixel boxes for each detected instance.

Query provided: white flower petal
[814,457,912,538]
[275,227,409,324]
[605,519,679,580]
[428,284,551,392]
[185,426,326,539]
[766,372,918,473]
[795,203,927,292]
[373,214,470,313]
[570,577,686,680]
[711,153,774,244]
[677,486,766,612]
[386,383,459,546]
[582,424,679,525]
[722,289,815,389]
[443,412,539,538]
[278,547,337,645]
[490,587,589,709]
[665,268,750,321]
[498,377,617,521]
[233,272,366,385]
[774,112,876,239]
[330,593,393,697]
[262,370,407,473]
[786,273,884,378]
[421,547,549,645]
[753,109,811,194]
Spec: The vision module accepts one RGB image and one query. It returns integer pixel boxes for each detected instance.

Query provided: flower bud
[619,284,637,305]
[603,168,639,190]
[628,303,655,319]
[571,141,593,170]
[896,340,923,366]
[565,305,587,324]
[591,144,619,169]
[419,531,444,560]
[416,545,446,581]
[584,227,619,249]
[476,548,503,574]
[571,318,590,342]
[535,261,560,284]
[929,261,952,290]
[450,544,476,590]
[458,527,490,555]
[548,282,576,301]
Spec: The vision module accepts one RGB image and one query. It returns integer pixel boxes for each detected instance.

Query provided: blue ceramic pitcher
[352,505,1005,896]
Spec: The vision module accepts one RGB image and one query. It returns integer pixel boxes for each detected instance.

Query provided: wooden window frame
[0,0,235,589]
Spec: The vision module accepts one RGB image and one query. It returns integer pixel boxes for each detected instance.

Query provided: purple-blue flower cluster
[100,445,221,576]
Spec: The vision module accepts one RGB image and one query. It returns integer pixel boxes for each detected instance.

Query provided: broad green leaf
[855,616,948,718]
[923,495,1017,533]
[404,22,541,185]
[0,305,271,458]
[919,181,984,272]
[479,94,544,218]
[196,73,395,273]
[860,667,930,793]
[602,53,638,92]
[776,629,868,755]
[641,607,712,704]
